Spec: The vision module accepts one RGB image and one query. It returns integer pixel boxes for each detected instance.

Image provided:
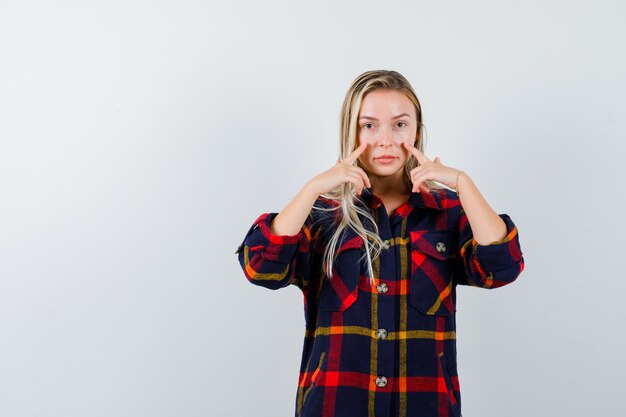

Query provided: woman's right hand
[306,143,372,196]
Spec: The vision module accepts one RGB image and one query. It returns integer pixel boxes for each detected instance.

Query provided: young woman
[236,70,525,417]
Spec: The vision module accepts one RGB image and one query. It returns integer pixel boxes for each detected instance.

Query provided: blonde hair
[314,70,446,286]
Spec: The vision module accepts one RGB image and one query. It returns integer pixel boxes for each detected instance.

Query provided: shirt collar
[359,187,444,211]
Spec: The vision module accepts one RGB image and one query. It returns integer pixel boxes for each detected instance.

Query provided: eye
[363,123,374,129]
[396,122,407,128]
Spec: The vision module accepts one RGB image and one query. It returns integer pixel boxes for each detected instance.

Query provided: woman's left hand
[402,142,462,193]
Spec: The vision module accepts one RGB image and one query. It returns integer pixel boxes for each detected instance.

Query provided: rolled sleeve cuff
[240,212,303,264]
[471,214,523,273]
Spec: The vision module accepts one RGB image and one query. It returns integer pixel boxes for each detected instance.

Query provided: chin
[372,169,403,178]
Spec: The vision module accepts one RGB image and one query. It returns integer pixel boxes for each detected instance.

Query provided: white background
[1,0,624,416]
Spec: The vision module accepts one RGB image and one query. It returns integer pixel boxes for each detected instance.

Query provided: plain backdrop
[1,0,625,416]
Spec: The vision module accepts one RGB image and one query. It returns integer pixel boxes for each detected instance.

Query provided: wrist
[302,180,322,199]
[455,171,470,194]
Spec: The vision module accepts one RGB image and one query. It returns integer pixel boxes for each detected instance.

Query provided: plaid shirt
[235,187,525,417]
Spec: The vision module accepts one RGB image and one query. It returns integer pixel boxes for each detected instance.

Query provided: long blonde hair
[314,70,446,286]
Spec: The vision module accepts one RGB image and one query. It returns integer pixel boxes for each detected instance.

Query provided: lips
[376,156,397,160]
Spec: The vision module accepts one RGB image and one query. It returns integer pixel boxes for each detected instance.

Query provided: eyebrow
[359,113,411,121]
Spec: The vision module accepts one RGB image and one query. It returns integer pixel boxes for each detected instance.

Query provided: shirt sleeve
[235,206,323,293]
[454,209,525,289]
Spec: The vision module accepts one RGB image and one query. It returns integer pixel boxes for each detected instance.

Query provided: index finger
[403,142,430,164]
[342,142,368,165]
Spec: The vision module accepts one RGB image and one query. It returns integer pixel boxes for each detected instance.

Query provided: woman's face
[356,89,418,178]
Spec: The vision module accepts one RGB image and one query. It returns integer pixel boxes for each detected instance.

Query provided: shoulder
[312,196,342,219]
[438,188,462,210]
[309,196,341,229]
[315,195,340,208]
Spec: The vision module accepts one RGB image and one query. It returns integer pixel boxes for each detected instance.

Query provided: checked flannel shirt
[235,187,525,417]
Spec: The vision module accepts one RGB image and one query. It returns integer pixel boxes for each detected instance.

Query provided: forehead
[359,89,415,118]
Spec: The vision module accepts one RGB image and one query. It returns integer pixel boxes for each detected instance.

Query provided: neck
[370,171,410,196]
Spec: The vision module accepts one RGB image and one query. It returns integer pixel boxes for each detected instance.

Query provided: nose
[376,125,393,146]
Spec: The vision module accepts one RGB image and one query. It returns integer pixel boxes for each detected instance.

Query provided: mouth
[375,156,397,164]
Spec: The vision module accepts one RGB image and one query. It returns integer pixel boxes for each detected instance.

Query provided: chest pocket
[408,229,458,316]
[317,234,363,312]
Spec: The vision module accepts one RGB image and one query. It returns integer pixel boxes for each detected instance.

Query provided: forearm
[269,181,320,236]
[456,172,508,245]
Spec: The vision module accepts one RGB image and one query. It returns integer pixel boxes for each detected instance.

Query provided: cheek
[359,132,376,143]
[362,149,374,161]
[397,130,415,141]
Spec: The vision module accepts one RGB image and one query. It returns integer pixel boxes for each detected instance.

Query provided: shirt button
[436,242,447,253]
[377,283,388,293]
[375,376,387,387]
[376,329,388,339]
[382,239,390,250]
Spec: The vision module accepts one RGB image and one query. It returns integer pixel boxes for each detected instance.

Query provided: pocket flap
[317,234,364,312]
[409,229,457,260]
[408,229,458,316]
